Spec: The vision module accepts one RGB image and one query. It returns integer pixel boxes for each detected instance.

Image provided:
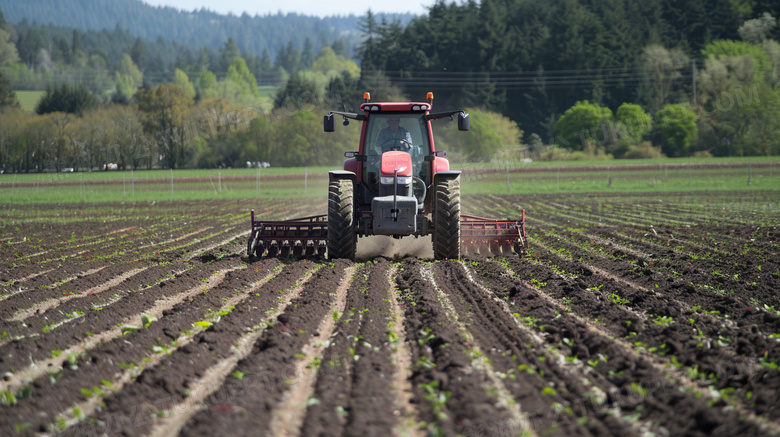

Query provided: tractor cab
[361,111,429,210]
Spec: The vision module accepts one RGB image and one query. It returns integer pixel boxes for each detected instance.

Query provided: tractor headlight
[380,176,411,185]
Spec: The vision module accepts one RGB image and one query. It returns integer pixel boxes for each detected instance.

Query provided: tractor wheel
[433,178,461,260]
[327,179,356,260]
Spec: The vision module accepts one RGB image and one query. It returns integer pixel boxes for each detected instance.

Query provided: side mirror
[324,114,335,132]
[458,112,470,131]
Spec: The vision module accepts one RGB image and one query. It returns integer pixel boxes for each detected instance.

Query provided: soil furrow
[0,258,244,381]
[268,264,355,437]
[61,260,319,437]
[469,257,774,436]
[177,259,351,436]
[434,260,616,437]
[384,265,423,437]
[393,259,513,435]
[0,260,282,436]
[9,267,149,323]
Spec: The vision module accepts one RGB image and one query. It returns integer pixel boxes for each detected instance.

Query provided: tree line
[358,0,780,157]
[3,1,780,175]
[0,0,405,63]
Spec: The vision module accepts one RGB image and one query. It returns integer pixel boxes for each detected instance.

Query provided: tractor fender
[433,170,461,185]
[329,170,357,184]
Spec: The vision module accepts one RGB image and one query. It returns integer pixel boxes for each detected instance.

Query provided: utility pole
[692,60,697,106]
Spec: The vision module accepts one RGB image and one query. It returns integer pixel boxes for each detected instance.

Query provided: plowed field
[1,192,779,437]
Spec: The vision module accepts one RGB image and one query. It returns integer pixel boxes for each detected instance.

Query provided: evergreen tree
[331,37,348,58]
[35,83,97,116]
[130,38,147,70]
[358,10,379,73]
[220,38,240,73]
[16,28,44,66]
[0,70,19,108]
[300,38,314,70]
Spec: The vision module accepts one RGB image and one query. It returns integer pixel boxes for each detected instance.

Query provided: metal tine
[293,242,304,258]
[280,242,291,258]
[267,242,279,257]
[490,241,502,256]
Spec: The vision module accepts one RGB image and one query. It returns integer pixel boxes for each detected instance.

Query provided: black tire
[327,179,356,260]
[433,178,461,260]
[247,235,256,257]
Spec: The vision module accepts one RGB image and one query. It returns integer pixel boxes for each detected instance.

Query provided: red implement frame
[247,210,327,257]
[460,210,528,253]
[247,210,528,257]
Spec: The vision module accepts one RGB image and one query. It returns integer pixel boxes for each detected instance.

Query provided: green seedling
[141,314,156,327]
[609,293,629,305]
[0,390,17,406]
[121,325,141,335]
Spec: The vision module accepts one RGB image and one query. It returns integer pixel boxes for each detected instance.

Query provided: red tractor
[247,92,527,260]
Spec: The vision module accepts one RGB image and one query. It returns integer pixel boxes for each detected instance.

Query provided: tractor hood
[380,151,413,177]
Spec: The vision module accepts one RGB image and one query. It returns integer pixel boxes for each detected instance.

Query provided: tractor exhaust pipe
[392,169,399,221]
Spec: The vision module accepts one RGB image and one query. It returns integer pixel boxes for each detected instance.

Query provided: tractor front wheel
[433,178,461,260]
[327,179,356,260]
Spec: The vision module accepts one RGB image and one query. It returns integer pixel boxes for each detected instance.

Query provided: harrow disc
[490,241,502,256]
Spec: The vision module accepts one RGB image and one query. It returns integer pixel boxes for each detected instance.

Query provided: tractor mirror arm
[328,111,366,121]
[425,110,466,122]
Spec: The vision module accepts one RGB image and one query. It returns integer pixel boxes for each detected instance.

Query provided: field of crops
[0,188,779,436]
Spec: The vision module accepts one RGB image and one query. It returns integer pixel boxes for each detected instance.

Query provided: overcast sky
[140,0,436,17]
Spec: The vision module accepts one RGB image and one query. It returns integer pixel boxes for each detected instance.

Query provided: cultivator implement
[461,211,528,256]
[247,211,328,258]
[247,209,527,259]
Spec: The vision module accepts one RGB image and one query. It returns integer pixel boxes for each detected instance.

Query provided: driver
[377,117,412,152]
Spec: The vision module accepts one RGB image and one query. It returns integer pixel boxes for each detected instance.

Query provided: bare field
[0,191,779,436]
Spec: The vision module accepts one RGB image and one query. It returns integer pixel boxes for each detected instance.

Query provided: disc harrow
[247,212,327,258]
[460,211,528,257]
[248,210,527,259]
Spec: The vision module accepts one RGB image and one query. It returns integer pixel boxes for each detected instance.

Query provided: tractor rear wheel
[327,179,356,260]
[433,178,461,260]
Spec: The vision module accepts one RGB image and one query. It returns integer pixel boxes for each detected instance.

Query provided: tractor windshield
[363,113,430,193]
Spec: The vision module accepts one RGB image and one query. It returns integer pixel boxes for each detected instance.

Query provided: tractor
[247,92,527,260]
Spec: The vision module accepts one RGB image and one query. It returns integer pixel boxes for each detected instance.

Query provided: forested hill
[0,0,411,59]
[360,0,780,137]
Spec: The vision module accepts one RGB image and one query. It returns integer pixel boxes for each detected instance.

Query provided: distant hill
[0,0,413,59]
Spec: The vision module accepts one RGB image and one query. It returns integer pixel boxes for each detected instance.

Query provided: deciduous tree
[136,84,192,169]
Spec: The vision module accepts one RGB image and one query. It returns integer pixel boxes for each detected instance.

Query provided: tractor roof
[360,102,431,112]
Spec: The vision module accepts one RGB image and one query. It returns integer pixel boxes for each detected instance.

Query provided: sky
[140,0,436,17]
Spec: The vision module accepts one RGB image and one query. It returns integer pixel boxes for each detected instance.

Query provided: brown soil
[0,193,778,437]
